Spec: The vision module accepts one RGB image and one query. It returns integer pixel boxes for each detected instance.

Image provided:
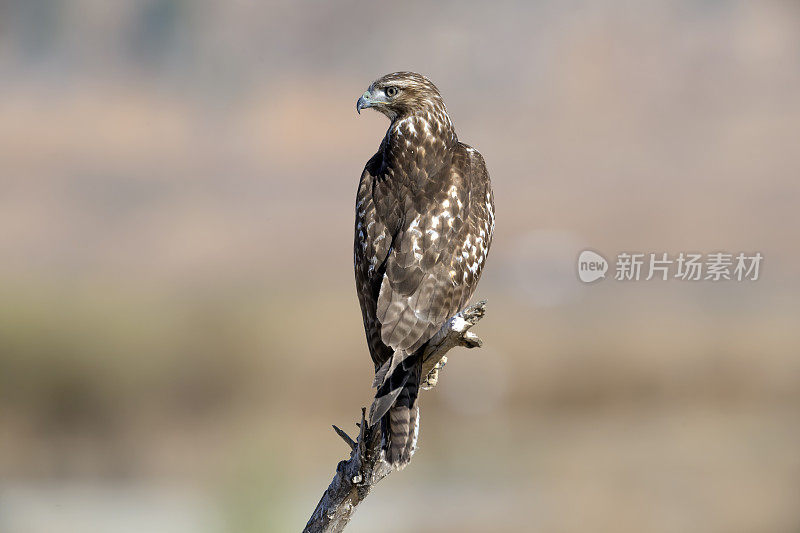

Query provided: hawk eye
[385,86,398,97]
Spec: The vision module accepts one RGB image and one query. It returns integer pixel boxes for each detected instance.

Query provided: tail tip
[384,445,413,470]
[382,404,419,470]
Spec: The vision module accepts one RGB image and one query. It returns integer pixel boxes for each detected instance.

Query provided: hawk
[354,72,495,468]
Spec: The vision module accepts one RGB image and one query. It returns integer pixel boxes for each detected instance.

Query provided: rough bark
[302,301,487,533]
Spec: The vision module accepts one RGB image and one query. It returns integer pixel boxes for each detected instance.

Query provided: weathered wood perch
[302,300,487,533]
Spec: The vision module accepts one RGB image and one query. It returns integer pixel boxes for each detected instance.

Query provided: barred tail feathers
[369,356,422,469]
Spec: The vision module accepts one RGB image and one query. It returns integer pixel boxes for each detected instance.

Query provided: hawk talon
[421,355,447,390]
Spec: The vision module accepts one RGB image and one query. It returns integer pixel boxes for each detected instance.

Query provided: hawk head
[356,72,446,121]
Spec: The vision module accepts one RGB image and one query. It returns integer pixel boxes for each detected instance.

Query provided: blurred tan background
[1,1,799,532]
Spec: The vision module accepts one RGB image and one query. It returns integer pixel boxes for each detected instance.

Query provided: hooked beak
[356,91,371,114]
[356,89,387,115]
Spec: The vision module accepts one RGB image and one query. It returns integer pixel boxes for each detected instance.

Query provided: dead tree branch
[302,300,487,533]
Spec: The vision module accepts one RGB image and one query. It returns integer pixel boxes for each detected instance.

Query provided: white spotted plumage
[353,71,495,468]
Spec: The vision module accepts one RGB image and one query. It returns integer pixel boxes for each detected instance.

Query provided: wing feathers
[357,142,493,369]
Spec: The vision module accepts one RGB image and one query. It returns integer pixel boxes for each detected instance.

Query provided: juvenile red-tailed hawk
[354,72,495,467]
